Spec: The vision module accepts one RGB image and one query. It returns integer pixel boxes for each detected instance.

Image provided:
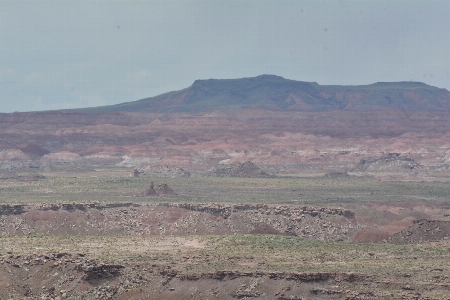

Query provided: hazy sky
[1,0,449,112]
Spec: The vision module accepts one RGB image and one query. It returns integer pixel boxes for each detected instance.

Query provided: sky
[1,0,449,113]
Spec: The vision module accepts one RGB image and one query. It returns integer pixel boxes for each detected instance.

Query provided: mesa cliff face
[1,75,450,177]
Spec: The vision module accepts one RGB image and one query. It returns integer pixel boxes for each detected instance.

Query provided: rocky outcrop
[2,252,431,300]
[76,261,124,281]
[387,219,450,244]
[0,202,357,241]
[0,203,138,216]
[38,202,139,211]
[144,181,157,196]
[180,270,367,282]
[159,203,354,219]
[157,203,357,240]
[0,204,25,215]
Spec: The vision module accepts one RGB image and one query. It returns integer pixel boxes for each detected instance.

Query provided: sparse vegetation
[2,169,450,205]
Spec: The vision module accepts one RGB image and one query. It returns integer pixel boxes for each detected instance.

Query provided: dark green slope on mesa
[71,75,450,114]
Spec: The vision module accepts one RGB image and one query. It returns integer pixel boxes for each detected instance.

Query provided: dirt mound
[352,228,391,243]
[354,154,421,173]
[387,219,450,244]
[211,161,273,178]
[143,181,176,196]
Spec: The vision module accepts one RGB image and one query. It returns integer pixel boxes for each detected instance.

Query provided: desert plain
[1,75,450,299]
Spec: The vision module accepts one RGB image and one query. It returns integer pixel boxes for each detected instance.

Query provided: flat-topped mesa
[63,75,450,114]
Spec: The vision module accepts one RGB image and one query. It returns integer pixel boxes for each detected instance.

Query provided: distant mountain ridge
[67,75,450,114]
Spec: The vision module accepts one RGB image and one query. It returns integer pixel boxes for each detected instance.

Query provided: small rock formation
[155,183,176,195]
[144,181,157,196]
[144,181,176,196]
